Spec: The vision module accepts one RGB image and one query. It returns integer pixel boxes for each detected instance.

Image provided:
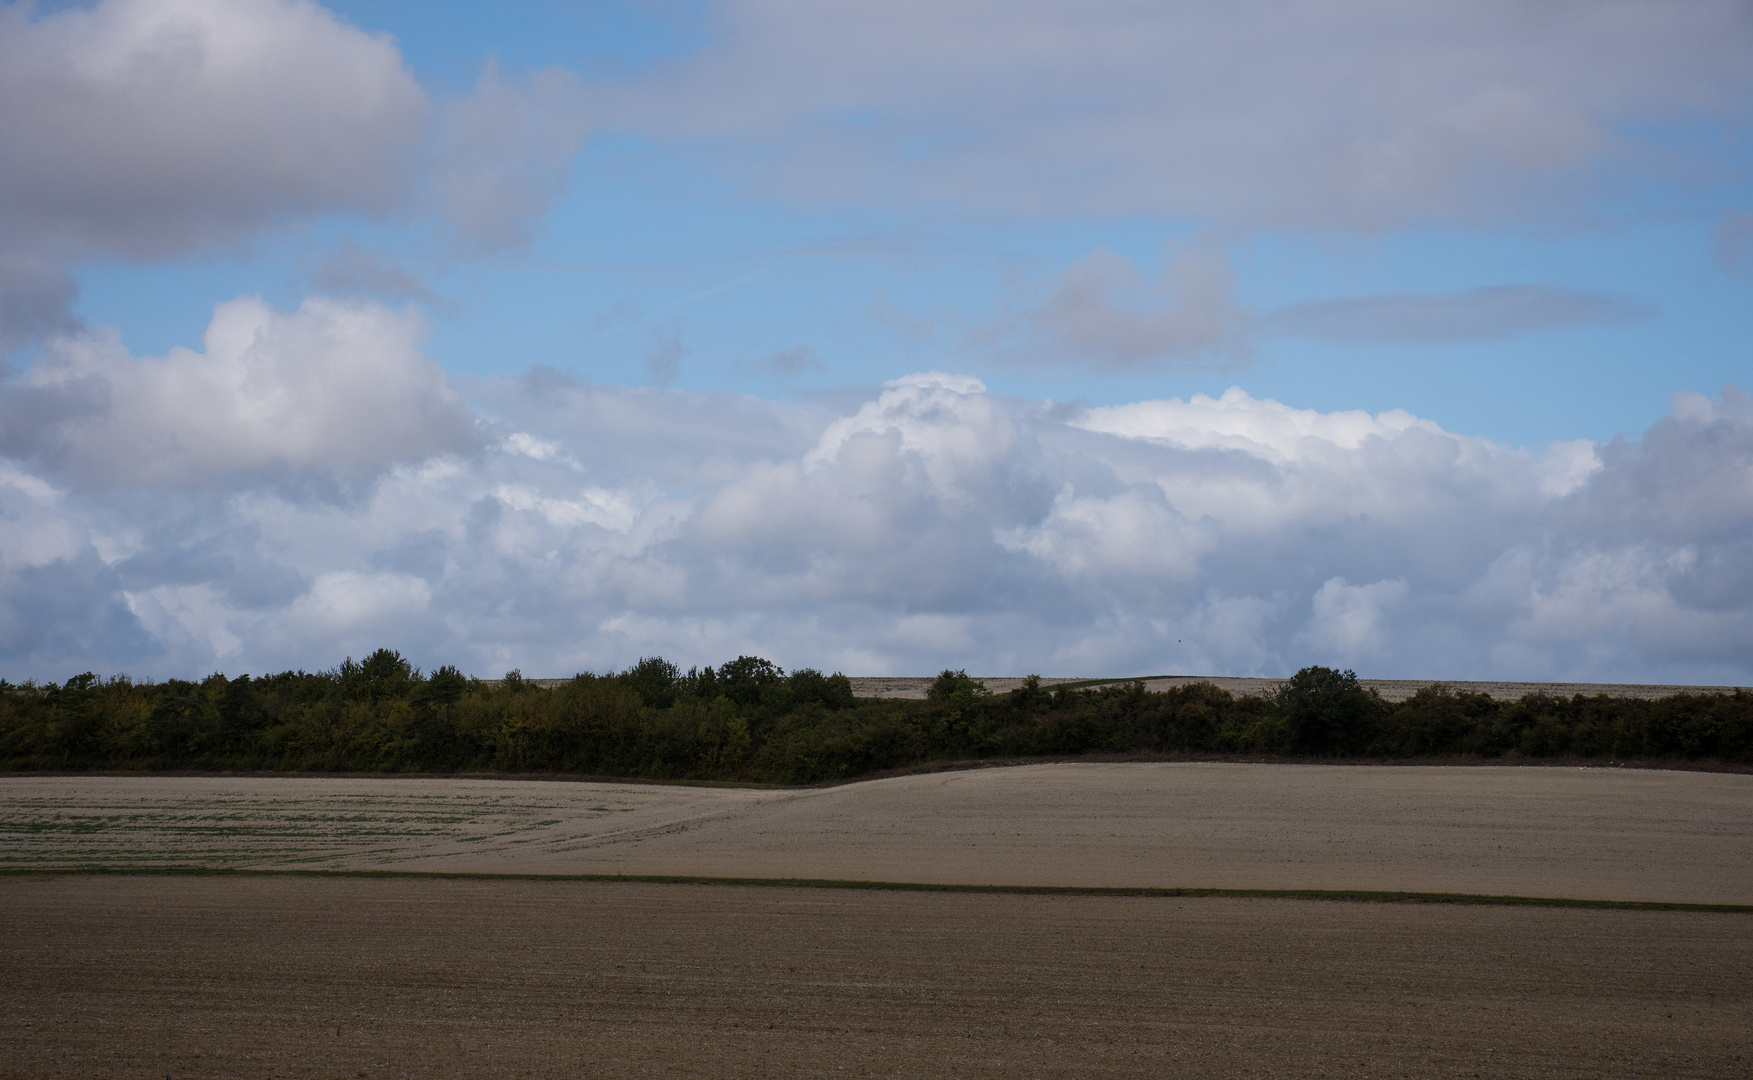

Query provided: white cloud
[10,295,475,487]
[0,0,428,259]
[996,484,1214,587]
[1297,577,1409,660]
[1074,386,1441,458]
[124,583,245,659]
[592,0,1753,229]
[3,360,1753,684]
[282,569,432,638]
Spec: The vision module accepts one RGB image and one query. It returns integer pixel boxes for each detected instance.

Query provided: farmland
[3,764,1749,1077]
[2,764,1750,902]
[3,875,1749,1079]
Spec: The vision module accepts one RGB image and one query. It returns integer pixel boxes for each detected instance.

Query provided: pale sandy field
[845,675,1751,701]
[5,763,1749,903]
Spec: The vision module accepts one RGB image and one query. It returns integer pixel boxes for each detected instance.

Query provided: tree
[928,669,988,704]
[1274,667,1380,754]
[622,657,680,709]
[423,665,468,706]
[217,674,265,749]
[789,668,856,710]
[719,656,783,706]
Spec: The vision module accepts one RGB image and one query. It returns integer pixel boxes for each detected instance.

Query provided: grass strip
[0,866,1747,913]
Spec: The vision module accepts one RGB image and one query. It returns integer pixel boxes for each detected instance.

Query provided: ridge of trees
[2,653,1749,781]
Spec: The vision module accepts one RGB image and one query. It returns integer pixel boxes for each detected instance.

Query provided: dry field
[3,764,1749,903]
[845,675,1751,701]
[3,765,1750,1078]
[2,875,1750,1079]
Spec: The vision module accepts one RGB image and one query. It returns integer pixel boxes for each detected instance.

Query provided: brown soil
[2,875,1748,1079]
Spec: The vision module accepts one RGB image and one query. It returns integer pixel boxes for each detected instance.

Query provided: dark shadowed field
[2,875,1750,1080]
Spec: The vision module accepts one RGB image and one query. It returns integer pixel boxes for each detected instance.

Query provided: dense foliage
[2,654,1748,782]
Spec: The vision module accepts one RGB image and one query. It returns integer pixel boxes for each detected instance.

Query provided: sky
[1,0,1751,683]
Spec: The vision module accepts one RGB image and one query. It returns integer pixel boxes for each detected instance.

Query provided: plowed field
[3,765,1750,1077]
[2,875,1749,1079]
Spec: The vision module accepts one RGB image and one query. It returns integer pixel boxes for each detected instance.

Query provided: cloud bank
[598,0,1753,228]
[3,299,1750,684]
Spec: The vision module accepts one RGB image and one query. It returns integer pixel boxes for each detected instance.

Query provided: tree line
[1,653,1748,782]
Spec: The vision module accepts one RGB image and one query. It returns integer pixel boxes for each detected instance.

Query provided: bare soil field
[4,764,1749,903]
[2,875,1749,1079]
[846,675,1751,701]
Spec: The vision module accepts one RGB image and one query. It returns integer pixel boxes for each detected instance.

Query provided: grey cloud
[978,249,1249,371]
[0,0,429,260]
[1,0,594,295]
[307,239,442,309]
[643,327,688,387]
[1266,284,1651,344]
[0,256,79,357]
[590,302,692,389]
[1558,387,1753,548]
[1716,211,1753,274]
[868,296,943,342]
[743,344,826,377]
[592,0,1753,229]
[433,61,592,253]
[5,368,1753,684]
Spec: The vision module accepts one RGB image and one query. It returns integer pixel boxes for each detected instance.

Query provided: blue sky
[3,0,1752,681]
[62,0,1753,445]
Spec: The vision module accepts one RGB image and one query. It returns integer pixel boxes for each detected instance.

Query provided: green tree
[1274,667,1380,754]
[719,656,783,706]
[622,656,681,709]
[928,669,988,704]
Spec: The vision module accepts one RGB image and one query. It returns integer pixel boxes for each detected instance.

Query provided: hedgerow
[3,654,1747,781]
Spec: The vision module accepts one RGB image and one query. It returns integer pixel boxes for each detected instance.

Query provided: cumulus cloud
[592,0,1753,228]
[0,0,429,260]
[1267,285,1652,344]
[1297,577,1409,660]
[3,295,475,488]
[4,357,1752,684]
